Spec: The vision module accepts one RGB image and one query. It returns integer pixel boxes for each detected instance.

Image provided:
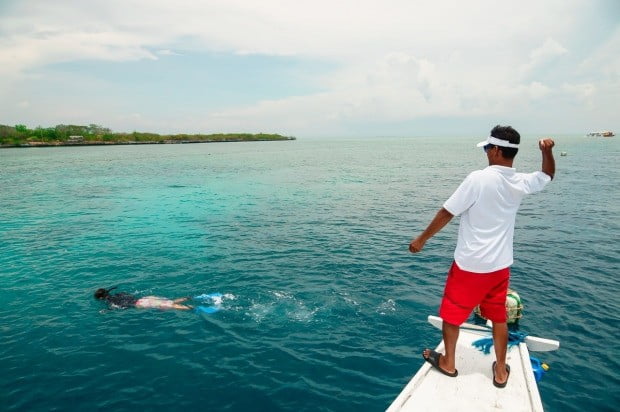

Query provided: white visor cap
[476,136,519,148]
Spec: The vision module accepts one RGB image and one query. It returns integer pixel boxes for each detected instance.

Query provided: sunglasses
[483,144,494,153]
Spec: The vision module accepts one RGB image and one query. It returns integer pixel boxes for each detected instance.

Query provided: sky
[1,0,618,137]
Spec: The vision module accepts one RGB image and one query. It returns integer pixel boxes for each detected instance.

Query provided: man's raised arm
[539,138,555,180]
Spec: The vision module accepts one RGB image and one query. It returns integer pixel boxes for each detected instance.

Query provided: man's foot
[422,349,458,377]
[492,361,511,388]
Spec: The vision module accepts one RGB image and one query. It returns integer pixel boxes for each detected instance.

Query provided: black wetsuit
[106,293,138,309]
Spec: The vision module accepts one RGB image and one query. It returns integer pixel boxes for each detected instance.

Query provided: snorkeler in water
[94,287,193,310]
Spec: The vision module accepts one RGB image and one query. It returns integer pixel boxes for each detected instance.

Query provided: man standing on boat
[409,125,555,387]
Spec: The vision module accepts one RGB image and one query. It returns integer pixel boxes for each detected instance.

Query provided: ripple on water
[1,137,618,411]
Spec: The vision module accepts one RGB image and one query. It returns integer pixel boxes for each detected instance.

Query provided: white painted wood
[427,316,559,352]
[386,316,559,412]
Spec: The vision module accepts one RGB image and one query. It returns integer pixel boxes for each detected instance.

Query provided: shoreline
[1,137,296,148]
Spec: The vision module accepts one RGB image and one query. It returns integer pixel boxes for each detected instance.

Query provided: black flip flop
[423,349,458,377]
[492,361,511,388]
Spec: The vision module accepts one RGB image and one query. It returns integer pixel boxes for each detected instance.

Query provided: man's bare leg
[492,321,509,384]
[422,320,459,374]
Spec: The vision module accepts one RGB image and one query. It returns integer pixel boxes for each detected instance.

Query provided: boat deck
[387,324,544,412]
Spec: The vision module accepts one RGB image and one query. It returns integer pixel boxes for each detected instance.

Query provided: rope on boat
[471,331,528,354]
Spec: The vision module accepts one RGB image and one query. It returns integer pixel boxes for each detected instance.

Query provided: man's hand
[408,208,454,254]
[539,138,555,151]
[539,138,556,180]
[409,237,425,253]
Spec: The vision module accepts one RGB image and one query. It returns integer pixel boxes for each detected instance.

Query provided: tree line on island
[0,124,295,147]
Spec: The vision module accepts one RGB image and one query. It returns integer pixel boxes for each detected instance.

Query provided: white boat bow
[386,316,559,412]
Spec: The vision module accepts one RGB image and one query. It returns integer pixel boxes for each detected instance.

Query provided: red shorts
[439,262,509,325]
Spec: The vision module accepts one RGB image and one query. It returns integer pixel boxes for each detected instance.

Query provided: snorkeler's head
[94,288,109,299]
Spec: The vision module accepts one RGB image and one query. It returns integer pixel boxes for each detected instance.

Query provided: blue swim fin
[195,305,220,314]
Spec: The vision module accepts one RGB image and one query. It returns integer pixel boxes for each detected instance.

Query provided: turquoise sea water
[1,136,618,411]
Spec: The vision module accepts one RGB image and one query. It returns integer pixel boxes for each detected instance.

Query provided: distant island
[0,124,295,148]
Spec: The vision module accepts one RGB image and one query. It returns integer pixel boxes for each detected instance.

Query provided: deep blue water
[1,136,618,411]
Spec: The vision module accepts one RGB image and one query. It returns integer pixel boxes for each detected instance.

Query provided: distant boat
[586,130,614,137]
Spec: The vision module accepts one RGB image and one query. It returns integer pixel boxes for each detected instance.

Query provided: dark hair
[94,288,108,299]
[94,286,118,300]
[490,125,520,159]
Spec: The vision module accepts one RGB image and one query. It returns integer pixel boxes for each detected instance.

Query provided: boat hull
[386,316,558,412]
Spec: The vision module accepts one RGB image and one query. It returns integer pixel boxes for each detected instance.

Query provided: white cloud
[531,38,568,61]
[562,82,596,105]
[0,29,157,78]
[156,49,180,56]
[0,0,617,135]
[578,27,620,78]
[563,82,596,97]
[197,53,557,136]
[0,1,578,70]
[520,37,569,76]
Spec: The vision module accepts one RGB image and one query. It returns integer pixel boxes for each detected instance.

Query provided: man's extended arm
[539,138,555,180]
[409,207,454,253]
